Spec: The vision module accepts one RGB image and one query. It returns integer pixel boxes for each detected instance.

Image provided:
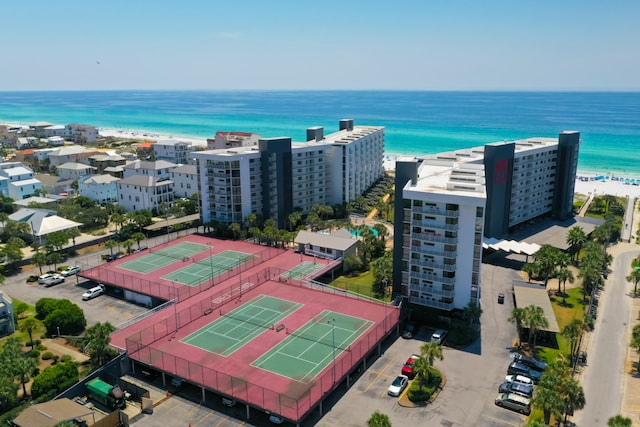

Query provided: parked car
[504,374,534,386]
[495,392,531,415]
[497,293,505,304]
[82,284,105,300]
[268,414,284,424]
[61,265,81,277]
[387,375,409,397]
[401,322,417,339]
[498,381,534,398]
[38,273,57,284]
[42,274,65,287]
[510,352,547,372]
[401,354,420,379]
[430,329,448,345]
[104,254,118,262]
[507,362,542,383]
[133,246,148,253]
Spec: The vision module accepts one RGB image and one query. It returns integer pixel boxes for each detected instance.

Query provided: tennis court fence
[126,303,399,422]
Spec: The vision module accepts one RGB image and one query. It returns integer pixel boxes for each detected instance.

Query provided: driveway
[312,254,528,426]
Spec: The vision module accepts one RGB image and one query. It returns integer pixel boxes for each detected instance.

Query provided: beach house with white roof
[43,125,66,138]
[65,123,98,144]
[122,159,177,179]
[207,131,260,150]
[47,146,98,168]
[78,174,120,204]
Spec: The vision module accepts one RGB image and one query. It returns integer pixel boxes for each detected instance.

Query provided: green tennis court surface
[181,295,302,356]
[252,311,373,383]
[162,250,253,286]
[118,242,210,273]
[280,261,325,280]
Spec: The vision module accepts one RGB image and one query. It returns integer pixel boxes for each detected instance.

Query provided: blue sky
[2,0,638,91]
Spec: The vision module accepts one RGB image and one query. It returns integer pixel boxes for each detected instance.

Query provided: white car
[431,329,448,344]
[42,274,65,287]
[61,265,81,277]
[82,284,105,300]
[38,273,57,284]
[387,374,409,397]
[504,374,534,386]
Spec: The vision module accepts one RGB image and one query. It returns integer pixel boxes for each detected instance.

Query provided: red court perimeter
[103,236,399,422]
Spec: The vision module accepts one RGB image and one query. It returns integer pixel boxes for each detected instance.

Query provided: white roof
[513,281,560,333]
[483,238,541,256]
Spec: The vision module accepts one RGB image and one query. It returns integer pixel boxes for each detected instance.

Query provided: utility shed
[512,280,560,333]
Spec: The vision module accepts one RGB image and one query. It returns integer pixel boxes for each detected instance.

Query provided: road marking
[194,411,213,426]
[186,402,201,416]
[213,416,228,427]
[363,357,395,393]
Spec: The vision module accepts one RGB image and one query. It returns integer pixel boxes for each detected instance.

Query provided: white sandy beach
[99,127,208,147]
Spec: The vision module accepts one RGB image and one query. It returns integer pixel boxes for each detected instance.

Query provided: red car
[401,354,420,378]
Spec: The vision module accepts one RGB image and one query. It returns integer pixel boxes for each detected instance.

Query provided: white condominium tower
[192,119,384,228]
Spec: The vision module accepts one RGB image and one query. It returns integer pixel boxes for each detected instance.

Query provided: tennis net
[219,308,275,330]
[285,327,351,352]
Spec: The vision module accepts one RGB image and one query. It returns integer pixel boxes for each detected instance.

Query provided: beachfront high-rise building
[393,131,580,312]
[193,119,384,228]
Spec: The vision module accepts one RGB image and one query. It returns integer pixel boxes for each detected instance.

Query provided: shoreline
[4,121,639,197]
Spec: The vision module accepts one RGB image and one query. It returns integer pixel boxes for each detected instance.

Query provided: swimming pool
[349,226,379,237]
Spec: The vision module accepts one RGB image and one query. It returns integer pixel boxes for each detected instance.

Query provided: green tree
[556,266,575,304]
[104,239,118,257]
[508,307,526,339]
[30,360,79,400]
[47,252,63,271]
[343,253,363,275]
[522,262,538,283]
[370,251,392,298]
[534,244,564,287]
[19,317,40,349]
[562,319,586,363]
[566,226,587,263]
[288,211,302,232]
[132,232,146,249]
[533,374,563,425]
[367,410,391,427]
[631,330,640,372]
[67,227,81,248]
[2,240,25,269]
[608,415,633,427]
[414,341,444,389]
[83,322,116,366]
[229,222,241,240]
[0,337,37,398]
[462,301,483,326]
[626,268,640,295]
[123,239,135,254]
[523,305,548,350]
[32,249,48,275]
[560,377,585,425]
[45,231,69,252]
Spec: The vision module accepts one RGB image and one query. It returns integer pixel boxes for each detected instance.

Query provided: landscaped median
[398,370,446,408]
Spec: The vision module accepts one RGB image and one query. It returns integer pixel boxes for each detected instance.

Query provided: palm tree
[532,385,563,425]
[524,305,548,350]
[556,266,575,303]
[462,301,483,326]
[522,262,538,283]
[608,414,632,427]
[414,341,444,390]
[19,317,39,349]
[83,322,116,366]
[626,268,640,295]
[104,239,118,257]
[367,411,391,427]
[630,332,640,372]
[47,252,63,271]
[67,227,81,248]
[566,226,587,263]
[32,250,48,275]
[561,377,585,425]
[562,319,585,363]
[132,232,146,249]
[508,307,526,340]
[534,244,563,287]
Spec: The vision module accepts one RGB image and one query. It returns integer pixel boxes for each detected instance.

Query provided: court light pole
[238,257,243,299]
[208,242,214,288]
[328,318,336,384]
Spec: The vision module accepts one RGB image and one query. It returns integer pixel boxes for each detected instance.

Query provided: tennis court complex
[118,242,210,274]
[252,310,373,383]
[181,295,302,356]
[162,250,254,286]
[280,261,325,280]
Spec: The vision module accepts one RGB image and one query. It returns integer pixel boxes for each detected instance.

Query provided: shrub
[42,352,54,360]
[31,360,79,399]
[36,298,87,336]
[60,354,72,363]
[36,344,47,351]
[26,275,39,283]
[29,350,41,358]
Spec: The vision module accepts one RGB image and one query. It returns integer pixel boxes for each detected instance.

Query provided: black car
[498,381,534,398]
[497,293,505,304]
[401,323,418,339]
[511,353,547,372]
[507,362,542,383]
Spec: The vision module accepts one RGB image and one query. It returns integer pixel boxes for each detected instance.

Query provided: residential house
[79,174,120,204]
[170,164,197,198]
[43,125,66,138]
[294,229,358,263]
[122,159,177,179]
[65,123,99,144]
[48,146,98,168]
[34,173,74,196]
[87,153,127,174]
[135,142,154,160]
[0,163,42,200]
[116,175,174,214]
[153,139,194,165]
[56,162,96,180]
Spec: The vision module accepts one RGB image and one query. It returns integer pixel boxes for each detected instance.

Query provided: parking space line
[194,411,214,426]
[363,358,395,393]
[481,413,523,426]
[186,402,201,416]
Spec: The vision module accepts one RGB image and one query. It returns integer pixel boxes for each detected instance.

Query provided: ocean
[0,90,638,175]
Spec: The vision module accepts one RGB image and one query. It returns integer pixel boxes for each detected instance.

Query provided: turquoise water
[0,91,638,175]
[350,226,379,237]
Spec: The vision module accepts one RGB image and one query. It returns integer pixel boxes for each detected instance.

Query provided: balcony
[412,232,458,245]
[408,296,454,311]
[412,246,457,258]
[409,285,456,298]
[410,272,455,285]
[412,220,459,231]
[412,206,460,217]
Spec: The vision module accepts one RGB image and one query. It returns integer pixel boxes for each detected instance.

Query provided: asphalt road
[574,244,640,426]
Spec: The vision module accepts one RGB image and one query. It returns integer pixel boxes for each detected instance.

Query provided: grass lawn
[537,287,586,365]
[0,298,46,348]
[328,270,389,301]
